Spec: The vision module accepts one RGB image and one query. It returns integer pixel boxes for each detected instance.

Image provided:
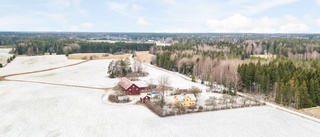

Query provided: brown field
[67,53,130,60]
[301,107,320,119]
[134,51,154,63]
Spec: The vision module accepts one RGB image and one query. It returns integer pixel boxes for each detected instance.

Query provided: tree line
[237,59,320,109]
[78,42,153,54]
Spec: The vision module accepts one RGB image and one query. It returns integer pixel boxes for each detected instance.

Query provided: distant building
[174,94,197,107]
[118,77,149,95]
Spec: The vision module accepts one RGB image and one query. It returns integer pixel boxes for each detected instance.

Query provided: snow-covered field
[0,55,82,76]
[0,81,320,137]
[140,64,209,91]
[1,56,320,136]
[7,59,208,90]
[7,60,119,88]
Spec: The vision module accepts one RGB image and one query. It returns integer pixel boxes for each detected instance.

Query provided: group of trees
[0,55,16,68]
[107,59,148,78]
[15,38,77,55]
[107,59,131,78]
[237,59,320,109]
[79,42,154,54]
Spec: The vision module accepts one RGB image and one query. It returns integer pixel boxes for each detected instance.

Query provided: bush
[0,63,2,68]
[81,56,88,60]
[187,86,201,95]
[198,106,203,111]
[145,101,164,117]
[108,94,118,103]
[191,75,196,82]
[108,93,129,103]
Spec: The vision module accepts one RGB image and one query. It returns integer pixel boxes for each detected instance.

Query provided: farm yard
[0,55,320,137]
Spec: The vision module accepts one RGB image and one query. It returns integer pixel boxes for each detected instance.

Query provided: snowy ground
[7,60,119,88]
[0,48,14,66]
[140,63,209,91]
[0,55,82,76]
[7,58,209,90]
[0,81,320,137]
[1,56,320,136]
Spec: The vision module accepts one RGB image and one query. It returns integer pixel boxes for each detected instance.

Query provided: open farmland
[0,55,320,137]
[0,81,320,137]
[0,55,82,77]
[7,60,209,91]
[134,51,154,63]
[7,60,119,88]
[301,107,320,119]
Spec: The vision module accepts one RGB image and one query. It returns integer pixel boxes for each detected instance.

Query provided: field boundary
[5,79,111,90]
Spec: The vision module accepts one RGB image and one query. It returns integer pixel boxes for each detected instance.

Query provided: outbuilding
[140,93,151,103]
[118,77,149,95]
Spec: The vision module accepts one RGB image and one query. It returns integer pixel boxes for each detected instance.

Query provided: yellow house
[174,94,197,107]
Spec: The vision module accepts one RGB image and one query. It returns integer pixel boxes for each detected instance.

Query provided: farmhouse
[174,94,197,107]
[118,77,149,95]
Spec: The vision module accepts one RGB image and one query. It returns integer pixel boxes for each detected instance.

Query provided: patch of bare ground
[67,53,129,60]
[134,51,154,63]
[300,107,320,119]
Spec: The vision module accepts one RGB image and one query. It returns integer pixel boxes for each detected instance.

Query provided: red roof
[119,77,133,90]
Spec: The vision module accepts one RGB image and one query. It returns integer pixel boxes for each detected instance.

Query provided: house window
[136,88,138,90]
[186,99,189,101]
[189,103,191,105]
[183,103,186,106]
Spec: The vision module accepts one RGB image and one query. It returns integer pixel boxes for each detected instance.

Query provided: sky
[0,0,320,33]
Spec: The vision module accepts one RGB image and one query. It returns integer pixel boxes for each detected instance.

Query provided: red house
[118,77,149,95]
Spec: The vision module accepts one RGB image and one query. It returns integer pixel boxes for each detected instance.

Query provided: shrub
[187,86,201,95]
[81,56,88,60]
[198,106,203,111]
[108,94,118,103]
[0,63,2,68]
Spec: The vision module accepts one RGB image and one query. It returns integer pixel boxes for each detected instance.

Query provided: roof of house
[174,94,196,101]
[140,93,149,98]
[119,77,133,90]
[175,95,185,101]
[132,81,148,88]
[119,78,149,90]
[186,94,196,101]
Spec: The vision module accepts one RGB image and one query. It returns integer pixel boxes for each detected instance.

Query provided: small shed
[140,93,151,103]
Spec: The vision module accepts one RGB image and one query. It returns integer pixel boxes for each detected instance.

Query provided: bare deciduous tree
[241,97,249,106]
[158,75,171,108]
[222,94,230,107]
[205,96,217,109]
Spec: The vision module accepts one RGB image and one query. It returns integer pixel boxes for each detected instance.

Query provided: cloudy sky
[0,0,320,33]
